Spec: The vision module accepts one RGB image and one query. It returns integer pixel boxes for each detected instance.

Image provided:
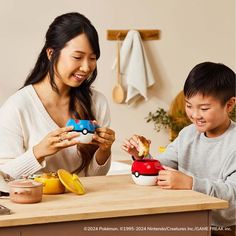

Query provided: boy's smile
[185,93,233,138]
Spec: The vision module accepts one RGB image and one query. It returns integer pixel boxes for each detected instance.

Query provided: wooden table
[0,174,228,236]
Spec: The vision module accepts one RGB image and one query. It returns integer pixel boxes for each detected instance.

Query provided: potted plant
[146,91,191,141]
[146,108,191,141]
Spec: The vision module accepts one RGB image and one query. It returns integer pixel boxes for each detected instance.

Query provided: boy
[122,62,236,236]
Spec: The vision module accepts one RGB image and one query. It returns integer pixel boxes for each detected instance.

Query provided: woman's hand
[33,126,80,162]
[122,135,150,160]
[92,127,115,150]
[91,127,115,165]
[157,166,193,190]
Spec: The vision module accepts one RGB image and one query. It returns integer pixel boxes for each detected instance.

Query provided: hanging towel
[113,30,155,104]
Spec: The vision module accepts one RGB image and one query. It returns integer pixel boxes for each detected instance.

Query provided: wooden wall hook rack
[107,29,160,40]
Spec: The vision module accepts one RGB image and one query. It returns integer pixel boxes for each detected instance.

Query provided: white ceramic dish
[8,179,43,203]
[74,133,93,144]
[131,174,158,186]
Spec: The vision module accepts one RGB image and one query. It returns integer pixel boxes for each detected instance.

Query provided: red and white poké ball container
[131,159,164,186]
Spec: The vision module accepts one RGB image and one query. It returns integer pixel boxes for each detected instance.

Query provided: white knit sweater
[0,85,111,179]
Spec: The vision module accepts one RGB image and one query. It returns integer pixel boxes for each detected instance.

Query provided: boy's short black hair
[183,62,236,105]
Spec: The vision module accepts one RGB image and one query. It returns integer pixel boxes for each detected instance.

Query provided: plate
[57,169,85,195]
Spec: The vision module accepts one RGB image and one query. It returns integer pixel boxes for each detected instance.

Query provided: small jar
[8,179,43,203]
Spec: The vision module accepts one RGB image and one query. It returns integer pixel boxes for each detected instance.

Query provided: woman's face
[54,33,97,88]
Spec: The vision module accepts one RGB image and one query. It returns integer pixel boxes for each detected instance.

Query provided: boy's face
[185,93,233,137]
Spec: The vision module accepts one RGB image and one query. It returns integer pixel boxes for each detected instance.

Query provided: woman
[0,12,115,179]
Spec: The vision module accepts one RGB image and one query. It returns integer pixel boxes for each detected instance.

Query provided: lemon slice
[57,169,85,195]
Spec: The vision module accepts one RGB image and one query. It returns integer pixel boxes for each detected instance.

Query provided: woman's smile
[72,73,88,82]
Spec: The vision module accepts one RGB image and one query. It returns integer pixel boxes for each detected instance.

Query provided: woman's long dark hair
[23,12,101,173]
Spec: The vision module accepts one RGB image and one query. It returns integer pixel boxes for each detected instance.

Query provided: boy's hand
[122,135,150,160]
[122,135,140,159]
[157,166,193,190]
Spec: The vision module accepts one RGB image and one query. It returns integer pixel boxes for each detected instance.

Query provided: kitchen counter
[0,174,228,236]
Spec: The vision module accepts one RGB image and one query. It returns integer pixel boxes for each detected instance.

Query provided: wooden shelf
[107,29,160,40]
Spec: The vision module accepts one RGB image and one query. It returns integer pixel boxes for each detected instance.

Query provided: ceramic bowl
[34,173,65,194]
[8,179,43,203]
[131,159,164,186]
[66,119,98,144]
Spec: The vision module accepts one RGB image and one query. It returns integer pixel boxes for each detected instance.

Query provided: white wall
[0,0,235,160]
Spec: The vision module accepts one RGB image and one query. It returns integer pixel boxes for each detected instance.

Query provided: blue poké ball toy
[66,119,99,143]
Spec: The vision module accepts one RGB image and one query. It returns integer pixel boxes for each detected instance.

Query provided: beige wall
[0,0,235,160]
